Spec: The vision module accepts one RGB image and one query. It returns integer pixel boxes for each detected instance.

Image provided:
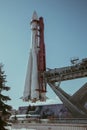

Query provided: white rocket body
[23,11,46,102]
[30,13,39,100]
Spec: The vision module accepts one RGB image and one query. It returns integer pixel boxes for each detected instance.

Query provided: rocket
[23,11,46,102]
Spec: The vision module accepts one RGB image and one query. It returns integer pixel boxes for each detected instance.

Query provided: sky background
[0,0,87,109]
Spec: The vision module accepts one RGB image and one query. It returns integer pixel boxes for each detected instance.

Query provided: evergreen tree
[0,64,12,130]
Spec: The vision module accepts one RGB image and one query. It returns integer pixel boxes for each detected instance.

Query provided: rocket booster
[23,11,46,102]
[23,48,32,101]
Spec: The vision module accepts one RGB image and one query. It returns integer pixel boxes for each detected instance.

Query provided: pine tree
[0,64,12,130]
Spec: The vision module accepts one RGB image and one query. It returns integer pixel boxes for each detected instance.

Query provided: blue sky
[0,0,87,109]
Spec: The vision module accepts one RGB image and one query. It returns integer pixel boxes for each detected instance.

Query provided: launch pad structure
[23,11,87,118]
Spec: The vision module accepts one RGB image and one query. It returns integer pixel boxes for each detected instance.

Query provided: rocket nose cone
[32,11,38,20]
